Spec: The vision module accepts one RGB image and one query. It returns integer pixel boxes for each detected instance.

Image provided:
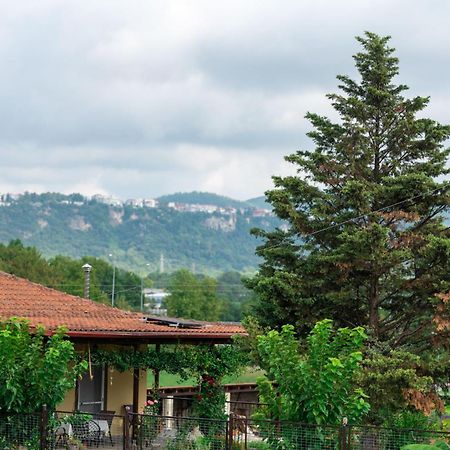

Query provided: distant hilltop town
[0,192,273,218]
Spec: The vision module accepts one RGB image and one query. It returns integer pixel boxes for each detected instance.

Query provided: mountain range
[0,192,276,274]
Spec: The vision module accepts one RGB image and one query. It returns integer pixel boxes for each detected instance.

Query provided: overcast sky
[0,0,449,200]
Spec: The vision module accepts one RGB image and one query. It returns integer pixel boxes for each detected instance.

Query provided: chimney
[82,263,92,298]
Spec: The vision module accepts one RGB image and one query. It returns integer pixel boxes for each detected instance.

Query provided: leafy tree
[0,318,86,413]
[255,320,370,425]
[217,271,254,322]
[166,269,221,320]
[48,255,109,302]
[248,32,450,350]
[358,345,442,425]
[0,240,55,285]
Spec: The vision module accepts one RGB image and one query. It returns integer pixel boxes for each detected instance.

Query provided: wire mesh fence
[131,412,229,450]
[231,417,341,450]
[2,409,450,450]
[349,425,450,450]
[0,412,43,450]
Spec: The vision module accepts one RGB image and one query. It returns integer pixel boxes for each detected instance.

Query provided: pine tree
[248,32,450,350]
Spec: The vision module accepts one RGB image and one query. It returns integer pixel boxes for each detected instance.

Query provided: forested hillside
[0,192,279,273]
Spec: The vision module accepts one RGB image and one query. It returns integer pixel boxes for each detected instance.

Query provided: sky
[0,0,449,201]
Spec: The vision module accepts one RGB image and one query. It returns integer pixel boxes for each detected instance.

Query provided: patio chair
[97,410,116,445]
[73,419,102,447]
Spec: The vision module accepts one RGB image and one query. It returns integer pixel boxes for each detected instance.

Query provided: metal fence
[130,413,229,450]
[1,409,450,450]
[128,412,450,450]
[0,412,45,450]
[348,425,450,450]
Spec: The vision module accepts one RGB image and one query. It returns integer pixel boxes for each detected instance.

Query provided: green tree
[0,240,55,285]
[217,271,254,322]
[255,320,370,425]
[0,318,86,412]
[166,269,221,320]
[48,255,108,302]
[358,345,441,425]
[248,32,450,349]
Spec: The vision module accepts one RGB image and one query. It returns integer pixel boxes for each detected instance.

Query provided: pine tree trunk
[368,277,379,338]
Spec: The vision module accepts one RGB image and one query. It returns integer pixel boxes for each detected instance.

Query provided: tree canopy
[166,269,222,321]
[255,320,370,425]
[248,32,450,352]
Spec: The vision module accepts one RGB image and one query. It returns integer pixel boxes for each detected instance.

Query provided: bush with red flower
[142,391,161,443]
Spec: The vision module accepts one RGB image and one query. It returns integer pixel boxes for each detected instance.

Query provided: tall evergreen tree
[248,33,450,350]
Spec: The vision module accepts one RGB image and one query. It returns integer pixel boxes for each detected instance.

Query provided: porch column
[133,367,140,413]
[132,344,140,443]
[162,396,174,429]
[154,343,160,390]
[225,392,231,416]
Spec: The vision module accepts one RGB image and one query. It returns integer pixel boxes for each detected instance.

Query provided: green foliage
[91,345,192,376]
[166,269,222,321]
[216,271,255,322]
[385,410,437,430]
[359,344,438,423]
[150,269,253,322]
[247,32,450,352]
[0,318,87,413]
[255,320,370,425]
[186,344,246,437]
[434,442,450,450]
[401,445,441,450]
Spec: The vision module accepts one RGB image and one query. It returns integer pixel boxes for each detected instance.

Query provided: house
[0,271,245,418]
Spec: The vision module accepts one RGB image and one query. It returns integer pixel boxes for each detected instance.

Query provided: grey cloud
[0,0,448,200]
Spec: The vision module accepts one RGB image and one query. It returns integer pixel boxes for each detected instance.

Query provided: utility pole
[140,263,150,312]
[109,253,116,307]
[159,253,165,274]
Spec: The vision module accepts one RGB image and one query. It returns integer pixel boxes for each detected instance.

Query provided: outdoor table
[92,419,109,436]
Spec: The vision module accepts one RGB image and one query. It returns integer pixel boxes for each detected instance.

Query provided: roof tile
[0,271,245,340]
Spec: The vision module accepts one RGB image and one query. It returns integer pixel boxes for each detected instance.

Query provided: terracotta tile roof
[0,271,245,341]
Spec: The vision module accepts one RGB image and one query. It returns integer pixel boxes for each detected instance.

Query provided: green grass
[147,367,264,387]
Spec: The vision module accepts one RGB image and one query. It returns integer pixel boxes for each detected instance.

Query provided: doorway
[77,365,105,413]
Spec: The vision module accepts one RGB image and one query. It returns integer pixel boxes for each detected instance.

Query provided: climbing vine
[89,345,192,376]
[87,343,246,383]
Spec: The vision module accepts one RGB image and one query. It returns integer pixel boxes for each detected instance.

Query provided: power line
[263,183,450,248]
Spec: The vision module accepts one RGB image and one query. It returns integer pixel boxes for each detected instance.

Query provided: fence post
[228,413,234,450]
[124,409,130,450]
[39,404,48,450]
[339,417,349,450]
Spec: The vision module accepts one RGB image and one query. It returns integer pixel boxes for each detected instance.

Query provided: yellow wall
[106,366,148,414]
[58,387,75,412]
